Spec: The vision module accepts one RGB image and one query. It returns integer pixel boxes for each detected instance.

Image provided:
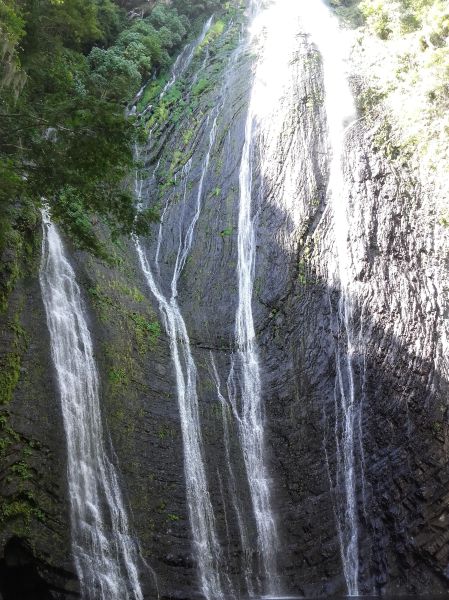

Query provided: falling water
[296,0,361,595]
[160,16,213,99]
[134,123,223,599]
[230,0,318,590]
[135,243,224,600]
[132,16,213,118]
[131,16,250,599]
[39,211,146,600]
[210,354,254,597]
[134,98,227,600]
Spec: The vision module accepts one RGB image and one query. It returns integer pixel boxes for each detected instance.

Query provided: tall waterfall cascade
[136,0,360,596]
[134,3,304,594]
[228,0,306,590]
[3,0,449,597]
[296,1,363,595]
[233,0,366,594]
[134,131,225,600]
[39,212,146,600]
[134,19,227,600]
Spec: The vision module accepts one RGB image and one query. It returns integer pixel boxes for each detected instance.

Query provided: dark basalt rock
[0,537,78,599]
[1,4,448,599]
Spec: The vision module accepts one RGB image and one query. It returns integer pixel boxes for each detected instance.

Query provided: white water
[161,16,213,99]
[132,16,213,117]
[134,134,222,598]
[230,0,316,590]
[134,86,226,600]
[296,0,360,595]
[136,238,224,600]
[132,17,251,598]
[39,212,145,600]
[210,355,254,597]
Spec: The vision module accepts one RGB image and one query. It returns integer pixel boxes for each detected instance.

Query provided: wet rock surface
[0,4,448,600]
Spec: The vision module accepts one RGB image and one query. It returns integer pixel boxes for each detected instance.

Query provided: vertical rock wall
[1,1,448,598]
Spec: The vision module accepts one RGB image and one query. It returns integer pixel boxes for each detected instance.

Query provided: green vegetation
[131,313,161,352]
[192,77,211,96]
[220,227,233,237]
[109,367,130,386]
[0,314,27,405]
[358,0,448,38]
[332,1,365,27]
[0,306,49,533]
[197,18,225,53]
[157,424,176,440]
[0,0,223,302]
[89,281,160,355]
[296,241,315,287]
[332,0,449,205]
[0,496,45,527]
[167,513,180,521]
[0,414,20,454]
[142,0,244,159]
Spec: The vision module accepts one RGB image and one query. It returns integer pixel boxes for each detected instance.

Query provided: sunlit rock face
[1,1,448,598]
[130,0,449,596]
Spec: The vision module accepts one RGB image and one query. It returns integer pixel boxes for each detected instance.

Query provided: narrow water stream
[39,212,145,600]
[134,123,225,599]
[296,1,363,594]
[133,20,227,600]
[134,0,366,597]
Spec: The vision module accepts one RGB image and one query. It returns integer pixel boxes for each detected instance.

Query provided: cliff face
[1,1,449,599]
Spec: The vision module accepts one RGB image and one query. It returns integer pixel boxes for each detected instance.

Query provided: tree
[89,46,141,100]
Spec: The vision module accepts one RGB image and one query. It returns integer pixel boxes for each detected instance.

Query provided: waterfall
[210,354,254,597]
[132,17,246,599]
[134,110,224,598]
[296,1,361,595]
[228,0,318,591]
[160,16,213,99]
[131,16,213,117]
[135,240,224,600]
[39,211,146,600]
[134,46,227,600]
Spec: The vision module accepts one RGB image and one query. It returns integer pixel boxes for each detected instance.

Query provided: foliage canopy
[0,0,218,260]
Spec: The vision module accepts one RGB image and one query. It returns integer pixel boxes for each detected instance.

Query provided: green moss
[192,77,211,96]
[0,419,47,532]
[439,211,449,227]
[432,421,444,436]
[297,241,315,286]
[130,314,161,353]
[0,352,21,406]
[157,424,176,440]
[220,226,233,237]
[358,86,387,114]
[372,119,411,162]
[0,201,40,313]
[0,496,45,530]
[0,314,28,406]
[167,513,180,521]
[88,281,160,355]
[0,414,20,455]
[0,232,21,313]
[331,0,365,27]
[254,277,263,298]
[109,367,130,386]
[109,281,145,302]
[305,90,324,109]
[197,19,226,54]
[10,461,32,480]
[182,127,194,145]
